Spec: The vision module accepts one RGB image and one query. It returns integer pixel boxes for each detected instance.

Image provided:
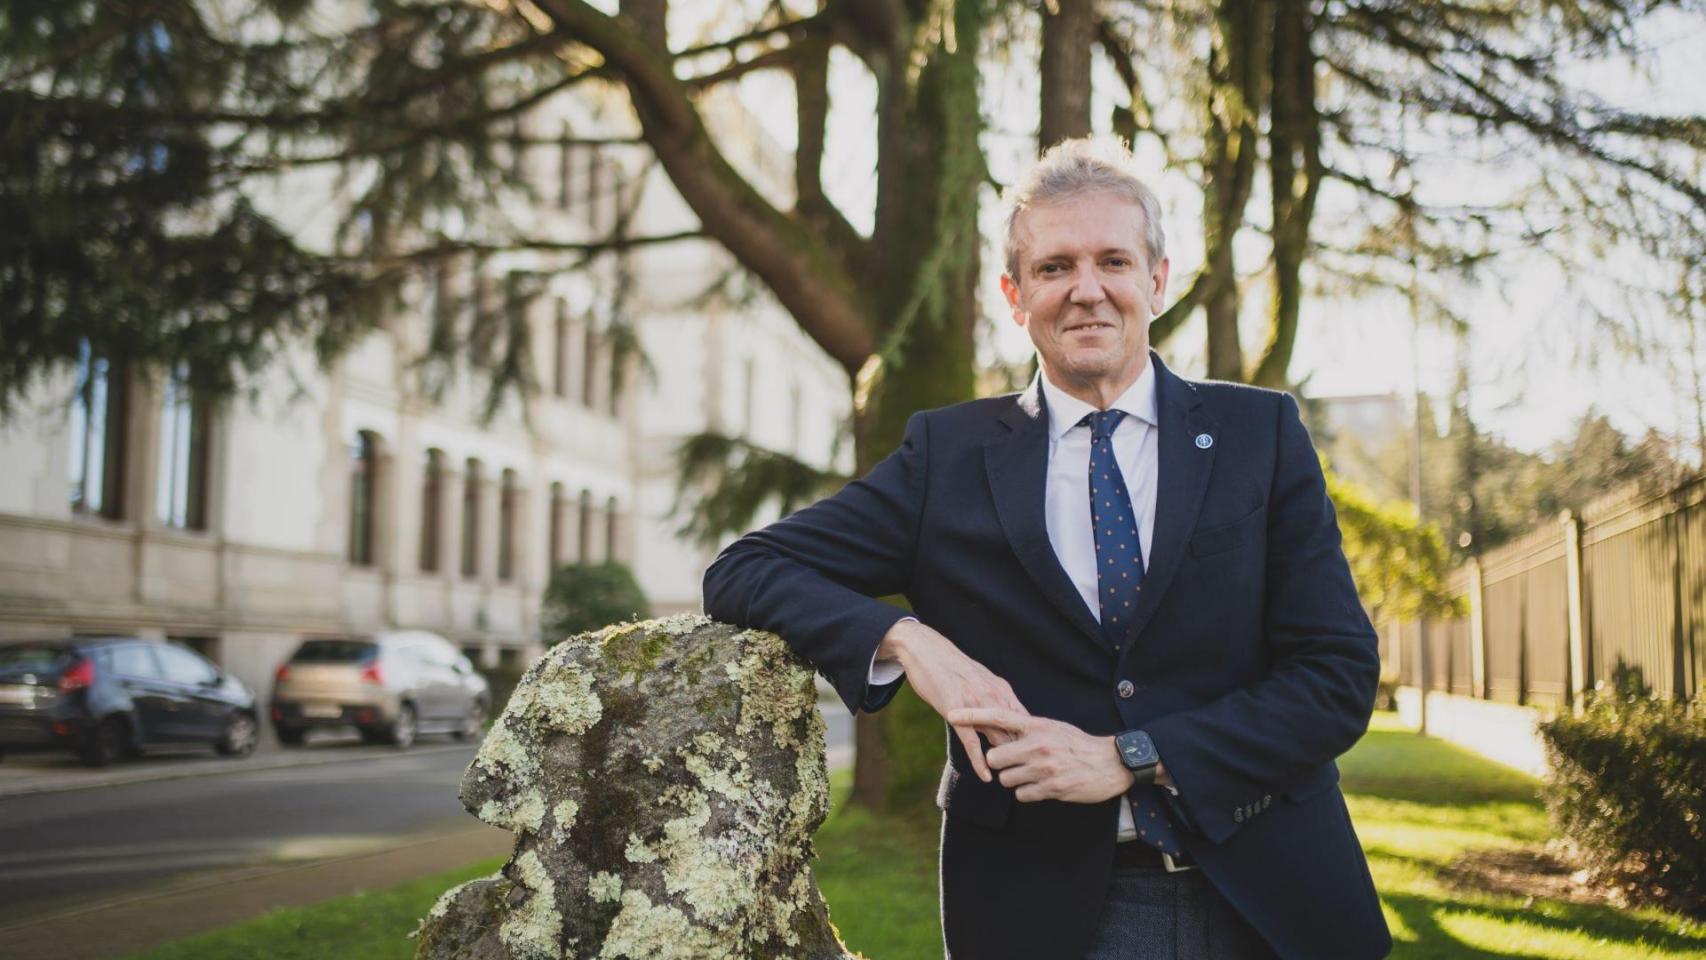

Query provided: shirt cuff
[867,616,913,686]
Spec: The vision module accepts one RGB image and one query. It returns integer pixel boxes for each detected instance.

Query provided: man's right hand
[877,619,1029,783]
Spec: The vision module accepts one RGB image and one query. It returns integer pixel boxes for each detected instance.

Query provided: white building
[0,88,853,699]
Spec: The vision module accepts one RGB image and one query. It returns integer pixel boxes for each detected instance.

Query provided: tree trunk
[1200,0,1265,382]
[1040,0,1095,149]
[1250,0,1319,389]
[847,0,986,814]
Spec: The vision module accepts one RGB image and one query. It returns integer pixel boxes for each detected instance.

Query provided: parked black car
[0,637,259,767]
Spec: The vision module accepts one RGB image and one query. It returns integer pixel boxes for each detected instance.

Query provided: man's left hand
[949,708,1149,804]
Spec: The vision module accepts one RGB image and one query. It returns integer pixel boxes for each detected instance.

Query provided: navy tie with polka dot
[1081,409,1185,859]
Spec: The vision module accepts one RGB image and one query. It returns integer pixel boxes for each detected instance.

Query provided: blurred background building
[0,86,852,699]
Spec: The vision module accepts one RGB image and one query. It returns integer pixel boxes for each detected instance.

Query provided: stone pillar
[413,617,852,960]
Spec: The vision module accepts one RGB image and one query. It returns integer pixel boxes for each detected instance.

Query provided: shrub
[1538,680,1706,909]
[541,562,652,644]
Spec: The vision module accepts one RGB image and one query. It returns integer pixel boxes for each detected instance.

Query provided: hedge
[1538,676,1706,908]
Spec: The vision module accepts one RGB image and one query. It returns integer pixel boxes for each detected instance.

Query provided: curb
[0,740,478,800]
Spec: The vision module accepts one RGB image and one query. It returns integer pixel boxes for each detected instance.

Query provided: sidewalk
[0,821,513,960]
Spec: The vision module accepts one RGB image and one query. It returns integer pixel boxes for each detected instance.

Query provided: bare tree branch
[528,0,876,374]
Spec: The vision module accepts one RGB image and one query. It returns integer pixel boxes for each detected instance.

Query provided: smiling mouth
[1064,321,1116,333]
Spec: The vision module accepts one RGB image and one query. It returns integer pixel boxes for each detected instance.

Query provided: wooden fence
[1381,475,1706,708]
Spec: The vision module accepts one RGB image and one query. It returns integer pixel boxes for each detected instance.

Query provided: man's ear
[1148,258,1171,316]
[1000,273,1026,327]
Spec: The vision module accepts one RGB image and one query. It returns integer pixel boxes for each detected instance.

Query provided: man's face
[1001,194,1169,397]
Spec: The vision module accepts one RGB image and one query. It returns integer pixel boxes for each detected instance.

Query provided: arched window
[461,458,482,578]
[347,431,380,566]
[605,495,619,564]
[498,469,519,582]
[68,341,128,519]
[548,482,566,569]
[420,449,444,572]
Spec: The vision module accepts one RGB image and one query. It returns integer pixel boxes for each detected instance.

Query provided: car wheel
[452,700,488,742]
[216,713,258,757]
[275,726,307,747]
[389,703,417,749]
[78,717,129,768]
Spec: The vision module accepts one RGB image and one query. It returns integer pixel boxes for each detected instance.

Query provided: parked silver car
[269,632,489,749]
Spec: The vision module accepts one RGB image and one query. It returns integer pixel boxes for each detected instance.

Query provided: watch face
[1118,731,1158,768]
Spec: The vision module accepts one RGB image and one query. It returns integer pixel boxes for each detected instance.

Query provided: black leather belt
[1113,841,1196,872]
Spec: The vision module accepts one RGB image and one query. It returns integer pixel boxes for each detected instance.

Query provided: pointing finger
[955,725,992,782]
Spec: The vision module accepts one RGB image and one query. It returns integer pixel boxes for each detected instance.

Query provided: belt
[1113,841,1197,872]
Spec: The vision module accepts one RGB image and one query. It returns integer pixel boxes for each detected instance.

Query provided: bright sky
[721,9,1706,458]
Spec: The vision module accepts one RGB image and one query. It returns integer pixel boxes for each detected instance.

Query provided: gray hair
[1002,137,1166,280]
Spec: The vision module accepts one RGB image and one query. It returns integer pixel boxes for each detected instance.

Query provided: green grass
[812,714,1706,960]
[123,858,505,960]
[1346,714,1706,960]
[125,714,1706,959]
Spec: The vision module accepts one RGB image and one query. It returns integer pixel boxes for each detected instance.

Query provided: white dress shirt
[868,360,1161,840]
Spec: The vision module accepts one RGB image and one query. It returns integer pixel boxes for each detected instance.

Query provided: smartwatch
[1114,729,1161,786]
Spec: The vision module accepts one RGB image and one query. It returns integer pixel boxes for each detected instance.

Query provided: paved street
[0,737,482,924]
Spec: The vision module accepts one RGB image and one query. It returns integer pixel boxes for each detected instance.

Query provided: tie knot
[1081,409,1127,441]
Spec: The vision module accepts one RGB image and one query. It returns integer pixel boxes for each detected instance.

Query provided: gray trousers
[1083,866,1279,960]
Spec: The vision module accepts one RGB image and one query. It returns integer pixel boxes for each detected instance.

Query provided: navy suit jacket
[703,352,1391,960]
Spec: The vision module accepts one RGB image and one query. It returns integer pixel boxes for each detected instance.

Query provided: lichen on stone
[416,617,853,960]
[588,871,623,904]
[498,850,562,960]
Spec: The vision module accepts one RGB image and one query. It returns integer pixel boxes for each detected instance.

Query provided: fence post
[1468,556,1487,699]
[1562,510,1588,714]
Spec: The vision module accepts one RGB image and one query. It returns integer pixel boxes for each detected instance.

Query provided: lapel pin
[1195,433,1214,449]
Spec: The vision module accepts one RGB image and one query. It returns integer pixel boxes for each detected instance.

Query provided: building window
[68,342,128,519]
[498,469,519,582]
[585,149,604,231]
[607,343,622,416]
[605,496,619,564]
[577,489,592,562]
[156,364,210,530]
[553,302,570,398]
[420,448,444,572]
[347,431,379,566]
[461,458,482,578]
[581,325,600,409]
[557,129,574,211]
[548,482,566,569]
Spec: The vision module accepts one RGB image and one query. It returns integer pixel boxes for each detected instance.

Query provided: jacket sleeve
[1144,393,1380,844]
[702,412,929,715]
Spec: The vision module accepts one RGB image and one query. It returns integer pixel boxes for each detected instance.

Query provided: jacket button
[1117,680,1135,699]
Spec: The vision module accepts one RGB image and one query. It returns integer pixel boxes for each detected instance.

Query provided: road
[0,740,480,924]
[0,696,853,927]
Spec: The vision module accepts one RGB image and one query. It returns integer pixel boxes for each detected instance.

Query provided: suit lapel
[984,382,1108,655]
[1123,353,1218,647]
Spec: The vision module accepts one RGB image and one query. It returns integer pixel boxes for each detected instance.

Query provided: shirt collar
[1037,356,1158,441]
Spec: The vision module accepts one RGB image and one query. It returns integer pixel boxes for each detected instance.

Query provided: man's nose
[1069,266,1106,305]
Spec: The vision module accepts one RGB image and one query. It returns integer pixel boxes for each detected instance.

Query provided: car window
[110,644,165,680]
[156,645,219,685]
[0,644,70,672]
[291,640,378,664]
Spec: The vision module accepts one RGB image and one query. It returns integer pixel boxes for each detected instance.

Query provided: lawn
[126,713,1706,959]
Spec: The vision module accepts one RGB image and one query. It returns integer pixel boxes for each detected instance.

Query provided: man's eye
[1038,263,1064,275]
[1104,258,1131,268]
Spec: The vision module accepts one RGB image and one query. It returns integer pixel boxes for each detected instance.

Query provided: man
[703,138,1390,960]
